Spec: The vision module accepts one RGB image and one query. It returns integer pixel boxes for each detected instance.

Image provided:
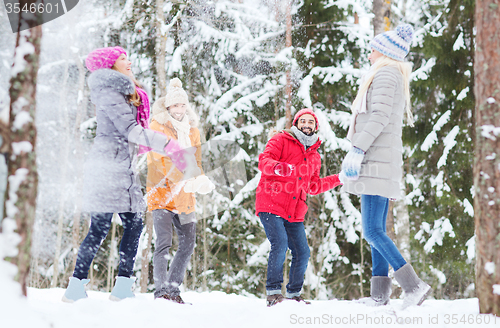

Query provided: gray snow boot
[62,277,90,303]
[393,264,432,309]
[356,276,392,306]
[109,276,136,301]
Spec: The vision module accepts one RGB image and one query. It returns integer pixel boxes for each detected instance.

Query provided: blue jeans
[259,212,310,298]
[361,195,407,276]
[73,212,143,279]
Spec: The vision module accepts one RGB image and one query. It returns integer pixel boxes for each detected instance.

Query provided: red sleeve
[258,134,284,177]
[308,170,342,196]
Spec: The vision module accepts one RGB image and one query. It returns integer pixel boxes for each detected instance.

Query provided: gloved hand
[341,147,365,180]
[164,139,199,177]
[184,175,215,194]
[274,162,294,177]
[338,171,346,184]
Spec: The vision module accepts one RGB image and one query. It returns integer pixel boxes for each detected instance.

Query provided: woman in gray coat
[341,25,431,309]
[63,46,192,303]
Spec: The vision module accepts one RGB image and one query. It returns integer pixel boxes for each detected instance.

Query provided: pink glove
[164,139,189,172]
[274,162,294,177]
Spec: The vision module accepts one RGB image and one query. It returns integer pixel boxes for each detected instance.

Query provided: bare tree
[284,0,292,128]
[474,0,500,316]
[372,0,391,36]
[0,16,43,295]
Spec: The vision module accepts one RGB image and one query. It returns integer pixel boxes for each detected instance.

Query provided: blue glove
[341,147,365,180]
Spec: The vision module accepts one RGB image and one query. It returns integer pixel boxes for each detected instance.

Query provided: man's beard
[300,126,314,136]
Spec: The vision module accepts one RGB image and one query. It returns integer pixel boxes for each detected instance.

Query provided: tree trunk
[474,0,500,316]
[372,0,391,36]
[284,0,293,129]
[156,0,168,97]
[140,211,153,293]
[156,2,184,98]
[0,22,43,296]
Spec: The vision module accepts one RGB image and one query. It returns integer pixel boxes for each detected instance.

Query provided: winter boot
[266,294,285,307]
[393,264,432,309]
[156,294,191,305]
[356,276,392,306]
[287,295,311,305]
[62,277,90,303]
[109,276,136,301]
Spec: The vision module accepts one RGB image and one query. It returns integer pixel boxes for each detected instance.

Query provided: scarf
[165,111,192,148]
[291,126,318,149]
[136,86,151,155]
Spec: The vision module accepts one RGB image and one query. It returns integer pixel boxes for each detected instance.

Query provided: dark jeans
[361,194,407,276]
[153,209,196,298]
[259,212,310,298]
[73,212,143,279]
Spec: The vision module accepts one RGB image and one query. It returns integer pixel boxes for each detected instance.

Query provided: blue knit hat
[369,24,414,61]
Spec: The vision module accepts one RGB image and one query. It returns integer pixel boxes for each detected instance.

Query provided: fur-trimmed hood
[151,96,199,128]
[88,69,135,95]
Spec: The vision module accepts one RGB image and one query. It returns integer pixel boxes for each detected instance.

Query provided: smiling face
[168,103,187,121]
[296,114,316,136]
[368,48,384,65]
[112,54,132,77]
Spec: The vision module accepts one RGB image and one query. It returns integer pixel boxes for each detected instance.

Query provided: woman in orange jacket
[147,78,214,304]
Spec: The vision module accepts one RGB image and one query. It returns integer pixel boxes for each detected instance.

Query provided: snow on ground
[2,288,500,328]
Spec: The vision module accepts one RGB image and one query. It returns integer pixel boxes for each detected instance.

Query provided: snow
[437,125,459,168]
[485,262,495,275]
[465,235,476,263]
[457,87,469,101]
[429,265,447,284]
[481,125,500,141]
[493,285,500,296]
[10,30,35,77]
[415,217,455,254]
[453,32,466,51]
[421,110,451,151]
[463,198,474,217]
[1,287,499,328]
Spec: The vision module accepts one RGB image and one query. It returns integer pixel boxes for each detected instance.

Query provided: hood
[88,69,135,95]
[151,96,199,128]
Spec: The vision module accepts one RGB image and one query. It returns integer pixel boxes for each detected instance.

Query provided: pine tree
[406,0,476,298]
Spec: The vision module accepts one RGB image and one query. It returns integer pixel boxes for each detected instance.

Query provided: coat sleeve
[352,67,399,152]
[98,88,169,152]
[147,123,184,184]
[258,134,284,177]
[193,128,205,175]
[308,159,341,195]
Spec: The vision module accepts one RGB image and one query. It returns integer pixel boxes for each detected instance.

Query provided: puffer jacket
[342,66,405,199]
[82,69,168,213]
[255,130,341,222]
[146,99,203,216]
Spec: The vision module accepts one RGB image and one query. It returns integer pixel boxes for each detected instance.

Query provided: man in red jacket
[255,108,342,306]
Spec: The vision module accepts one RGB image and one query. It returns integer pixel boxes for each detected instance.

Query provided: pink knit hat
[85,46,127,72]
[292,108,319,130]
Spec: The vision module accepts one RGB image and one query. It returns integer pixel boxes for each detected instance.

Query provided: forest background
[0,0,476,301]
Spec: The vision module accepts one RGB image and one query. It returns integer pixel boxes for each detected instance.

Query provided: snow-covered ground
[3,288,500,328]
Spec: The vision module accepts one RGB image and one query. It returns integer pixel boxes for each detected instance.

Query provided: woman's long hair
[111,66,142,107]
[352,56,414,127]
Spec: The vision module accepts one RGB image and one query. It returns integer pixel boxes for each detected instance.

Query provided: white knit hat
[369,24,414,61]
[164,78,189,108]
